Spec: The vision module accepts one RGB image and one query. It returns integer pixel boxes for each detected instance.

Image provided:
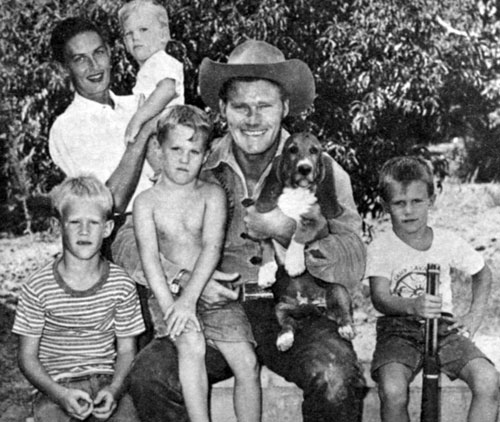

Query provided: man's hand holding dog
[244,205,296,246]
[293,203,329,245]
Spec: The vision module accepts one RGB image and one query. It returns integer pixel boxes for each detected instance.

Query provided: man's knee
[292,320,366,402]
[128,340,187,422]
[305,356,365,403]
[129,339,181,397]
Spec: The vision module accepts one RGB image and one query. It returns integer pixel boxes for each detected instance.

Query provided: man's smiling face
[64,31,112,104]
[220,79,289,156]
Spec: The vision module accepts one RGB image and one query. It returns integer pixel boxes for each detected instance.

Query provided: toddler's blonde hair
[118,0,171,41]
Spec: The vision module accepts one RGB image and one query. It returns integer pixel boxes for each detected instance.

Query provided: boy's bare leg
[376,362,413,422]
[175,331,210,422]
[459,358,499,422]
[215,341,261,422]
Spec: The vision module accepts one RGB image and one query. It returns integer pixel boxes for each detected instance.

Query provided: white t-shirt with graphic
[365,227,484,315]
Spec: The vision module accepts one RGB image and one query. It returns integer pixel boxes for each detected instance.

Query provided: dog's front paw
[338,324,356,341]
[258,261,278,288]
[276,330,295,352]
[285,260,306,277]
[285,241,306,277]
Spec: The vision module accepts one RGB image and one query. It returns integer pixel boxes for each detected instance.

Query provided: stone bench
[18,366,488,422]
[211,332,500,422]
[15,333,499,422]
[211,364,493,422]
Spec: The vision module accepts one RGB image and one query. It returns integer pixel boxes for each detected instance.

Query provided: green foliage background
[2,0,500,233]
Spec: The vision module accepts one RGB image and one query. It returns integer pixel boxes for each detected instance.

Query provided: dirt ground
[1,181,500,421]
[0,234,59,422]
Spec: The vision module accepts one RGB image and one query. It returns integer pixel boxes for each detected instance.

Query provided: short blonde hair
[118,0,171,40]
[50,175,114,220]
[157,105,213,149]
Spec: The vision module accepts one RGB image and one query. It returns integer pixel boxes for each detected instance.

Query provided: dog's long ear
[315,154,343,219]
[255,155,284,213]
[316,146,326,184]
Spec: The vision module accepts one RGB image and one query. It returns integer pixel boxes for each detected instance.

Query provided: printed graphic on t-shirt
[393,265,427,297]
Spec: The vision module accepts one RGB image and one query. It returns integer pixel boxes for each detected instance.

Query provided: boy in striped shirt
[13,176,145,421]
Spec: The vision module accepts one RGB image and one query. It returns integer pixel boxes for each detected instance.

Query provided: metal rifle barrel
[421,263,440,422]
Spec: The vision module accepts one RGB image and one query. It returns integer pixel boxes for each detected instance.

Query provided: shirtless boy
[133,105,260,422]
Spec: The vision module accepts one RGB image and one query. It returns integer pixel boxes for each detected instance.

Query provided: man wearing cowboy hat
[129,40,367,422]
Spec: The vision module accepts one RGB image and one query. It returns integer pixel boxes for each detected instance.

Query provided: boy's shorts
[148,289,256,346]
[131,247,256,346]
[33,374,139,422]
[371,316,492,382]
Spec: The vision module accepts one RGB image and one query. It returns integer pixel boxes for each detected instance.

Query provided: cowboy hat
[198,40,315,115]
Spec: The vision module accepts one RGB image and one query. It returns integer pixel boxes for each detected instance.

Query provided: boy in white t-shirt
[118,0,184,145]
[366,156,499,422]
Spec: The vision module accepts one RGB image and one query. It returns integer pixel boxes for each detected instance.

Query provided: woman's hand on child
[164,296,201,338]
[92,388,117,420]
[412,293,442,319]
[59,388,94,420]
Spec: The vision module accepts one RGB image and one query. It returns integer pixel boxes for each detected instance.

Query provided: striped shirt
[12,257,145,381]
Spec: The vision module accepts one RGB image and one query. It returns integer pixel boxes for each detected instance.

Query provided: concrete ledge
[211,367,303,422]
[211,364,498,422]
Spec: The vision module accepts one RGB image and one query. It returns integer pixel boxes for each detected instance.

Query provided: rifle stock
[421,263,440,422]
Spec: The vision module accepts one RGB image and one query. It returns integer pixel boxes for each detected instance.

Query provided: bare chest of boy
[152,192,206,262]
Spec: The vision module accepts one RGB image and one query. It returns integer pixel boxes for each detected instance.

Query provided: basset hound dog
[251,132,355,351]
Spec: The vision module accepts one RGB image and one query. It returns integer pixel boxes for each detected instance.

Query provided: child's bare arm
[125,78,177,144]
[165,185,227,337]
[370,276,442,318]
[18,336,94,420]
[92,336,137,419]
[445,264,492,338]
[133,192,176,314]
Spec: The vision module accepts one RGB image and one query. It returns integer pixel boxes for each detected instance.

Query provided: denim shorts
[371,316,491,382]
[149,291,256,346]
